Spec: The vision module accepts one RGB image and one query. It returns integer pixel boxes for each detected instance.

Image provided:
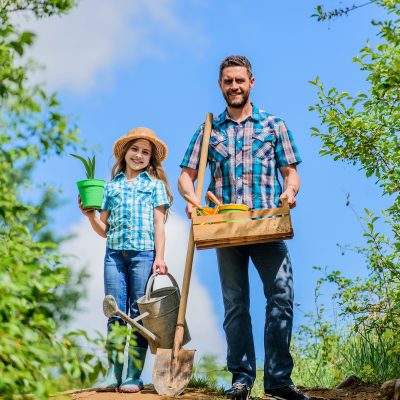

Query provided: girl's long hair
[111,139,173,219]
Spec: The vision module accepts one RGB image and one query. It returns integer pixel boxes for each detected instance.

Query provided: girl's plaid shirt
[101,171,170,250]
[180,105,302,209]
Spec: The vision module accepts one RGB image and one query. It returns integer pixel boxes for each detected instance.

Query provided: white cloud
[61,211,225,383]
[18,0,206,93]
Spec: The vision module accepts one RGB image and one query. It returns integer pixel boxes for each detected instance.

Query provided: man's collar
[214,109,229,126]
[250,104,264,122]
[214,104,263,126]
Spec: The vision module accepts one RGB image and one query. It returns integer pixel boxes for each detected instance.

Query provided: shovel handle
[174,113,212,351]
[206,191,222,206]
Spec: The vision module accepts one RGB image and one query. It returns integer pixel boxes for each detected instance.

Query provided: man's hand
[178,167,199,219]
[185,202,194,219]
[279,165,300,209]
[279,187,297,209]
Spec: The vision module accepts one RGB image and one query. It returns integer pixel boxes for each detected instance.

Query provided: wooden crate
[191,199,293,250]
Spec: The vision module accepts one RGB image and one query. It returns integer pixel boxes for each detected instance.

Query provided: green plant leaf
[70,153,91,179]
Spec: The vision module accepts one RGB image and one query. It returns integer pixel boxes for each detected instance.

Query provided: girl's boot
[96,346,124,391]
[119,346,147,393]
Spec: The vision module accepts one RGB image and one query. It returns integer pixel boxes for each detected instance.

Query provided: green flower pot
[77,179,105,209]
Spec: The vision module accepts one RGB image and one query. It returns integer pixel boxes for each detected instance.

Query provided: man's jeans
[104,247,154,348]
[216,241,294,389]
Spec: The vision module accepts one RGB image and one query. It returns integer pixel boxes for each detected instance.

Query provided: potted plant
[71,153,105,209]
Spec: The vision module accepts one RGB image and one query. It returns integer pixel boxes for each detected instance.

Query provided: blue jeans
[104,247,154,348]
[216,241,294,390]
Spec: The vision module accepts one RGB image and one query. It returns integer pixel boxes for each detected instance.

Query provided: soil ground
[60,382,385,400]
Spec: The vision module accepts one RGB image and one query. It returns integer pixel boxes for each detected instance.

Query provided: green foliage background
[0,1,102,398]
[0,0,399,397]
[293,0,400,386]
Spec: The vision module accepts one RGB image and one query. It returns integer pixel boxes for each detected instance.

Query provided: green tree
[0,1,102,398]
[308,0,400,382]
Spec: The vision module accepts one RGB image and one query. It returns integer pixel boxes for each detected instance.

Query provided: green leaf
[70,153,91,179]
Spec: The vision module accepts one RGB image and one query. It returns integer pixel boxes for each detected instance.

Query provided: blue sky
[23,0,391,369]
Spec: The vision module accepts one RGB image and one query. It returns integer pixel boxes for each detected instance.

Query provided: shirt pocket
[209,133,230,163]
[252,130,275,161]
[136,187,153,204]
[108,188,122,208]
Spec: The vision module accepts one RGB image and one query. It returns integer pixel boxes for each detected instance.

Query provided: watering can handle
[145,272,180,302]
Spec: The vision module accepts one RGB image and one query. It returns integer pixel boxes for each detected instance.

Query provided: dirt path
[61,386,223,399]
[60,383,386,400]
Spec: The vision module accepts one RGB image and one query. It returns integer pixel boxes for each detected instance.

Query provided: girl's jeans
[104,247,154,348]
[216,241,294,390]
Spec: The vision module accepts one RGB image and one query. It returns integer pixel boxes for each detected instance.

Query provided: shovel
[152,113,213,396]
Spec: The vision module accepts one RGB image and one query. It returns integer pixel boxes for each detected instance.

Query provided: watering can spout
[102,295,159,354]
[132,312,160,354]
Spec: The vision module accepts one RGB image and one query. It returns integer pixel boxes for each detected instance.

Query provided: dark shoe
[264,385,310,400]
[225,382,251,400]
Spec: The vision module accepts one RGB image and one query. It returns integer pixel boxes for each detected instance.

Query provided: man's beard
[223,90,250,109]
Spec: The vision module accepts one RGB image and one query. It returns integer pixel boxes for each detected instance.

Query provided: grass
[291,327,400,387]
[189,326,400,398]
[188,375,226,397]
[341,330,400,384]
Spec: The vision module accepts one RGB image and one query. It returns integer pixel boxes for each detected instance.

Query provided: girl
[80,127,172,392]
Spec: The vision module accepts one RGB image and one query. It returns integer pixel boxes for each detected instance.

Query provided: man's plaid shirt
[180,104,302,209]
[101,171,170,250]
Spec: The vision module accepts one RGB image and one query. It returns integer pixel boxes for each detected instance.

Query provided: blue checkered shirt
[101,171,170,250]
[180,104,302,209]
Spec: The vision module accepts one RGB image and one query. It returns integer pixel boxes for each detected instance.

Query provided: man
[178,55,308,400]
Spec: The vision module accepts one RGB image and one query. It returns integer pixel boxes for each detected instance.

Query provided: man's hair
[219,55,253,79]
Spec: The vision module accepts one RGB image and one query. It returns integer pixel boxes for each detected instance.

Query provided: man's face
[218,66,254,109]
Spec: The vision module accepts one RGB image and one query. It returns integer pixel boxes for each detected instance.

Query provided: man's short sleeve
[274,120,302,167]
[153,180,170,209]
[101,183,111,211]
[180,124,204,170]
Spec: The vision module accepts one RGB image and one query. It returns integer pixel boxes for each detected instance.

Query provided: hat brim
[113,134,168,162]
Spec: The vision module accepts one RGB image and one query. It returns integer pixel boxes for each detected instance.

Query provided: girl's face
[124,139,152,173]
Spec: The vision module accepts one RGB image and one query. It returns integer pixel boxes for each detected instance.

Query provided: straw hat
[113,127,168,161]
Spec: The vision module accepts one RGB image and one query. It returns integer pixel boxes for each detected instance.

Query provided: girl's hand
[78,195,96,217]
[153,258,168,275]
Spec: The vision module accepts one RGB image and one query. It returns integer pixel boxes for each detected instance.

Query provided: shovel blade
[152,347,196,396]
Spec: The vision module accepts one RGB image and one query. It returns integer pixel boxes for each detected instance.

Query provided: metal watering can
[137,273,191,353]
[102,273,190,355]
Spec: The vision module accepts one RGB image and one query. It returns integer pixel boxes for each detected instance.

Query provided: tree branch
[312,2,374,22]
